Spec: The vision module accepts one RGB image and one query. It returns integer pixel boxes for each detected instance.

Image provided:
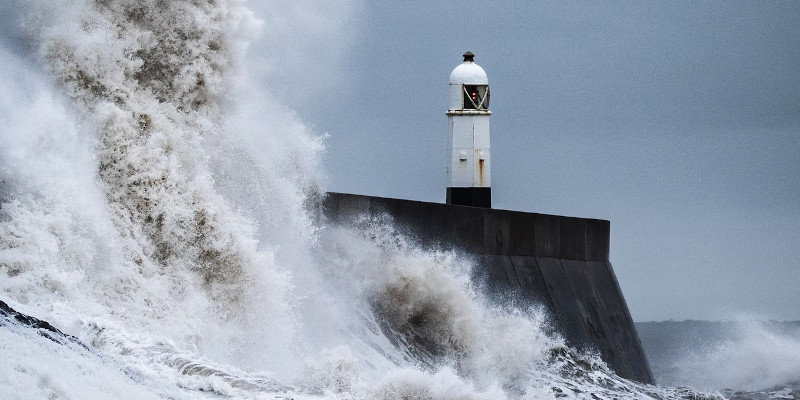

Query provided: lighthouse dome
[449,60,488,85]
[448,52,490,111]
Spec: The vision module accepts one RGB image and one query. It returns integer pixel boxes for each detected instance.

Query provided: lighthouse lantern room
[446,51,491,208]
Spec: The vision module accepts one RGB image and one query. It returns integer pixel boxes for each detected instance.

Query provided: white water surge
[0,1,777,399]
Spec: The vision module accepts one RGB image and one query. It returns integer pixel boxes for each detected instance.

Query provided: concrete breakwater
[322,192,654,384]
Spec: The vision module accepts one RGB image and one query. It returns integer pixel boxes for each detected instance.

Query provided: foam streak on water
[0,1,781,399]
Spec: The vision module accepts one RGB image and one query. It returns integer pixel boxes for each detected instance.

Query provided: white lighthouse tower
[447,51,491,208]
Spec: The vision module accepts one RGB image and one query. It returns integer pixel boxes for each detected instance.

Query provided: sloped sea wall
[322,192,654,384]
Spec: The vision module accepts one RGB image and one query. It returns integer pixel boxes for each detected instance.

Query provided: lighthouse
[447,51,491,208]
[323,52,654,385]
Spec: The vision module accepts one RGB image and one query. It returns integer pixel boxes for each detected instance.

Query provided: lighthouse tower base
[447,187,491,208]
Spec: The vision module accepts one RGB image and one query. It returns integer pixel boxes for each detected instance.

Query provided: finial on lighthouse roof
[463,51,475,62]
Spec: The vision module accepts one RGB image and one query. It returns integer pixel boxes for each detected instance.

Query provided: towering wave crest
[3,0,303,377]
[37,0,282,310]
[0,1,767,399]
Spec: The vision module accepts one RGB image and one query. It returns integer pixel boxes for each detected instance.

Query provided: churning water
[0,1,795,399]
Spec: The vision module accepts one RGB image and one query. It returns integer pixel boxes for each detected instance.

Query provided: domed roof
[449,51,488,85]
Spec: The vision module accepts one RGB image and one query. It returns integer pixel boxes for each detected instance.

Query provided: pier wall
[322,192,654,384]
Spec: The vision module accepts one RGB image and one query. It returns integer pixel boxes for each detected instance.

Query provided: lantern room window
[463,84,489,110]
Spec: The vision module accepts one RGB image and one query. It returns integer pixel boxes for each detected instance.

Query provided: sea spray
[4,0,302,374]
[658,321,800,392]
[37,0,271,309]
[315,217,560,390]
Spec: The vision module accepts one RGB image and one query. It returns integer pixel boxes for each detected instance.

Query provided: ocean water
[0,1,795,399]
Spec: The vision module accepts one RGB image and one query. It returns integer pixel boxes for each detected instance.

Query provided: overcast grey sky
[259,1,800,321]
